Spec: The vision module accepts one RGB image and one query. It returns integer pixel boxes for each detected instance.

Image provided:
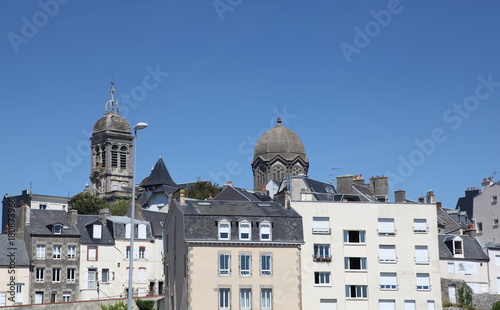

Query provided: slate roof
[142,209,167,238]
[438,234,489,261]
[213,185,272,202]
[178,200,303,243]
[141,157,176,187]
[437,208,467,234]
[455,188,480,219]
[77,214,115,244]
[106,216,153,240]
[303,178,336,201]
[25,209,80,236]
[0,235,29,266]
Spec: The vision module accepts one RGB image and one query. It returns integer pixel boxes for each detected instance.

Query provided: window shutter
[123,248,127,260]
[98,270,102,283]
[110,270,115,282]
[415,246,428,263]
[83,271,88,289]
[378,218,395,233]
[145,249,149,259]
[133,248,139,259]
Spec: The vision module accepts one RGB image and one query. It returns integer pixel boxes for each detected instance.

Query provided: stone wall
[0,296,164,310]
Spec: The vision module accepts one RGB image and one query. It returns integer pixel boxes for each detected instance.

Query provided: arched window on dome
[101,145,106,168]
[111,145,118,168]
[120,146,128,169]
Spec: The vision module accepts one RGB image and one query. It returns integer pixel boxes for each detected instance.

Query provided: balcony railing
[313,255,332,262]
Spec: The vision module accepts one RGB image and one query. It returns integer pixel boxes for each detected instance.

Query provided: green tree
[110,199,130,216]
[135,299,155,310]
[187,181,222,200]
[69,192,109,215]
[492,300,500,310]
[457,282,473,308]
[101,301,127,310]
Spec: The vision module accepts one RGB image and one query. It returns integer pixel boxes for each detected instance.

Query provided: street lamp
[128,122,148,310]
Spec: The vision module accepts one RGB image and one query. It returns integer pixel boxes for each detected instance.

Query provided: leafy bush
[136,299,155,310]
[101,301,127,310]
[492,300,500,310]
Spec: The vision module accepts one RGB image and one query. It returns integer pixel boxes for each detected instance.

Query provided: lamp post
[128,122,148,310]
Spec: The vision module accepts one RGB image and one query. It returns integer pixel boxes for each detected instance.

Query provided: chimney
[180,188,186,205]
[99,208,110,222]
[426,190,435,204]
[370,176,389,197]
[68,209,78,224]
[336,175,354,194]
[285,189,291,209]
[436,201,442,209]
[463,228,477,239]
[418,196,424,203]
[395,190,406,203]
[482,178,493,187]
[353,174,365,185]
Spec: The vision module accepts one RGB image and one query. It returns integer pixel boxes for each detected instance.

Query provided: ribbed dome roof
[92,112,131,134]
[254,118,306,158]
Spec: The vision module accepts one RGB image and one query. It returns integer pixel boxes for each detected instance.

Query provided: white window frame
[404,300,416,310]
[344,257,367,270]
[379,245,397,263]
[260,221,272,241]
[240,289,251,310]
[52,268,61,282]
[379,300,396,310]
[88,246,97,261]
[343,230,366,243]
[53,224,62,234]
[415,245,429,264]
[239,220,251,241]
[261,254,272,276]
[219,288,230,310]
[219,253,231,275]
[218,220,231,240]
[313,244,331,262]
[101,268,110,283]
[67,245,76,259]
[138,223,147,239]
[314,271,331,286]
[62,292,71,302]
[413,219,428,233]
[53,245,62,259]
[36,244,46,259]
[346,285,368,299]
[240,254,251,276]
[312,217,331,234]
[93,224,102,239]
[88,268,97,290]
[67,268,76,283]
[138,267,147,282]
[35,268,44,282]
[416,273,431,290]
[380,273,398,290]
[261,289,272,310]
[378,218,395,235]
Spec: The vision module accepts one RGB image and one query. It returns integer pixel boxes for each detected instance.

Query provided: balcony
[313,255,332,262]
[312,228,331,235]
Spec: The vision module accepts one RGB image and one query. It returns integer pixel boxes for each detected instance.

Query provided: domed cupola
[89,83,134,201]
[252,118,309,190]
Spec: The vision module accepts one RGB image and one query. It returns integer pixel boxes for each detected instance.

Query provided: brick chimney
[395,190,406,203]
[370,176,389,197]
[99,208,110,222]
[436,201,442,209]
[426,190,435,204]
[68,209,78,224]
[336,175,354,194]
[418,196,424,203]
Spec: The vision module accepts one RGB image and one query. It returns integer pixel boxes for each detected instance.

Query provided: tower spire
[105,82,120,114]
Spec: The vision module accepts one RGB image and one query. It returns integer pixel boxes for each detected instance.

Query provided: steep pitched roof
[303,178,336,201]
[25,209,80,236]
[142,210,167,238]
[438,234,489,261]
[0,235,29,266]
[213,185,272,202]
[141,157,176,187]
[77,214,115,244]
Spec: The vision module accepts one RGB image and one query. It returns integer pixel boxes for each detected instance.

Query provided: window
[93,224,102,239]
[62,292,71,302]
[240,289,251,310]
[120,146,128,169]
[343,230,365,243]
[495,219,499,226]
[67,245,76,259]
[380,273,397,290]
[139,247,147,259]
[453,239,463,256]
[102,269,110,283]
[416,273,430,290]
[320,299,337,310]
[239,220,251,240]
[496,255,500,266]
[261,289,272,310]
[314,272,331,285]
[379,245,396,262]
[88,246,97,261]
[35,268,44,282]
[378,218,395,235]
[240,254,251,276]
[447,262,455,274]
[219,253,231,275]
[15,284,23,303]
[53,245,62,259]
[125,246,131,259]
[345,285,368,299]
[493,195,498,203]
[52,268,61,282]
[36,245,46,259]
[261,254,272,276]
[260,221,272,241]
[53,224,62,234]
[477,222,483,233]
[112,182,118,191]
[39,204,47,209]
[313,244,331,262]
[219,288,230,310]
[415,246,429,264]
[312,217,331,234]
[111,145,118,167]
[138,224,147,239]
[404,300,416,310]
[219,220,231,240]
[427,300,435,310]
[67,268,76,283]
[413,219,427,233]
[379,300,395,310]
[344,257,367,270]
[139,267,146,282]
[88,268,97,289]
[125,223,131,238]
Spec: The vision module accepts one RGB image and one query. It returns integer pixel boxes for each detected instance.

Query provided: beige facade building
[291,199,443,310]
[0,235,30,306]
[164,199,304,310]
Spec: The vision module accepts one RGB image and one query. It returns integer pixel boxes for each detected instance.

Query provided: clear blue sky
[1,0,499,211]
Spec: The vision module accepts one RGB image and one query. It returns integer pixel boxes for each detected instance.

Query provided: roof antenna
[329,168,342,185]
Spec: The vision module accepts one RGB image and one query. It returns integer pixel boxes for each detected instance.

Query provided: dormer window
[239,220,251,241]
[93,224,102,239]
[53,224,62,234]
[260,221,272,241]
[218,220,231,240]
[453,239,463,256]
[125,223,131,238]
[138,224,147,239]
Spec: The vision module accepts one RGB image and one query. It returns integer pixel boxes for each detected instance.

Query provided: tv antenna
[492,170,499,181]
[329,168,342,184]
